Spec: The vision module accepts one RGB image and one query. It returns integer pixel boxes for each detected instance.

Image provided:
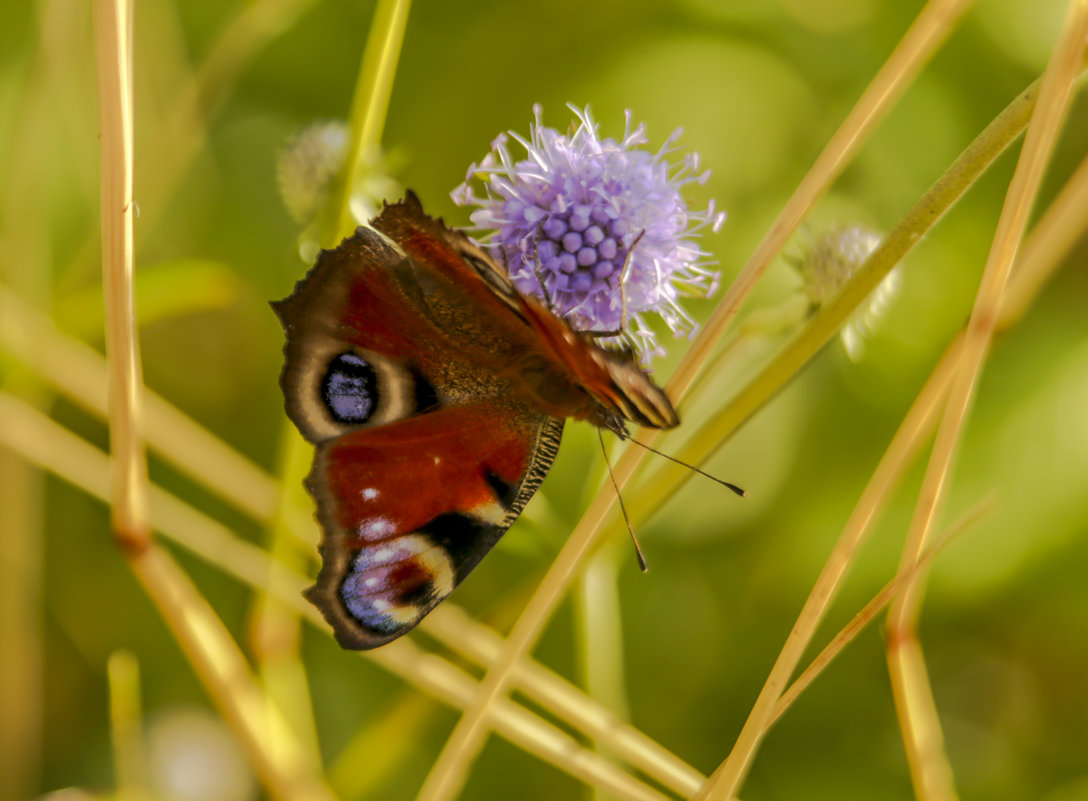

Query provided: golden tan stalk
[414,2,977,799]
[886,5,1088,800]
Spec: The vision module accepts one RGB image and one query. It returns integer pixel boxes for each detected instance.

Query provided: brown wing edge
[303,415,565,650]
[270,226,411,445]
[375,191,529,318]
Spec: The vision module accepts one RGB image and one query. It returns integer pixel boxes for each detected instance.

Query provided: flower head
[793,224,900,361]
[452,104,725,363]
[278,121,399,261]
[278,121,351,228]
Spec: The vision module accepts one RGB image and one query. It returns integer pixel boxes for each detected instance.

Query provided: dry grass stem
[107,651,150,801]
[0,288,284,523]
[762,148,1088,734]
[769,495,995,728]
[253,613,318,759]
[252,633,324,775]
[892,0,1088,626]
[414,4,978,799]
[634,71,1042,526]
[577,545,634,800]
[0,393,687,801]
[377,641,673,801]
[886,636,956,801]
[696,82,1087,798]
[886,6,1088,799]
[0,400,336,801]
[413,419,662,801]
[130,545,339,801]
[251,439,323,769]
[423,605,706,796]
[4,398,335,801]
[995,139,1088,325]
[94,0,149,548]
[690,313,955,801]
[0,298,701,791]
[68,0,317,279]
[666,0,975,407]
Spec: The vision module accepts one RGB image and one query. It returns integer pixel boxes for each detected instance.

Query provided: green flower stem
[327,0,412,246]
[108,651,150,801]
[252,424,323,771]
[630,74,1044,525]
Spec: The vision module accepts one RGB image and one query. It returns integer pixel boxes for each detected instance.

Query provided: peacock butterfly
[273,192,679,649]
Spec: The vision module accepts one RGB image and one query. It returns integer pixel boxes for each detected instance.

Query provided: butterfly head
[583,350,680,432]
[594,410,630,440]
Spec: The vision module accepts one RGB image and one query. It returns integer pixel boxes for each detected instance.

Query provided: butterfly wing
[376,193,680,432]
[274,205,562,649]
[308,404,561,649]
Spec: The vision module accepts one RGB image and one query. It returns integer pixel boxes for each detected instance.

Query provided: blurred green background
[2,0,1087,800]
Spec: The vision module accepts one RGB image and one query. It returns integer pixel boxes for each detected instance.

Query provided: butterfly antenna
[598,428,649,572]
[629,438,746,497]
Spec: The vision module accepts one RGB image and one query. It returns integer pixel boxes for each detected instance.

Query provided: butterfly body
[274,192,677,649]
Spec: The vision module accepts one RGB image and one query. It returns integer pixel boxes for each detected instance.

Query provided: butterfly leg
[304,405,553,649]
[582,230,646,348]
[528,235,556,311]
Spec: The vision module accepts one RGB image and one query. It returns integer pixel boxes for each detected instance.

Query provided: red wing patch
[304,404,559,649]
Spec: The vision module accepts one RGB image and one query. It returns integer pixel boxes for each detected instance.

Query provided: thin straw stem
[632,72,1041,526]
[65,0,318,285]
[422,605,706,796]
[891,4,1088,624]
[0,293,702,793]
[666,0,975,406]
[886,5,1088,800]
[130,545,339,801]
[0,288,283,523]
[250,427,323,773]
[0,401,335,801]
[769,495,995,728]
[92,2,339,795]
[691,305,956,801]
[94,0,148,549]
[414,2,975,798]
[108,651,150,801]
[694,109,1088,801]
[0,394,677,801]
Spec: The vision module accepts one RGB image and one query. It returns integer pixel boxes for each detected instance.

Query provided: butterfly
[273,192,679,649]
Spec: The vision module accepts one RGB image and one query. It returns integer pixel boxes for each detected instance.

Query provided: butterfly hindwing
[306,406,561,649]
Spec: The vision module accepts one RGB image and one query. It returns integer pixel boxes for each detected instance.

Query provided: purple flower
[452,104,725,363]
